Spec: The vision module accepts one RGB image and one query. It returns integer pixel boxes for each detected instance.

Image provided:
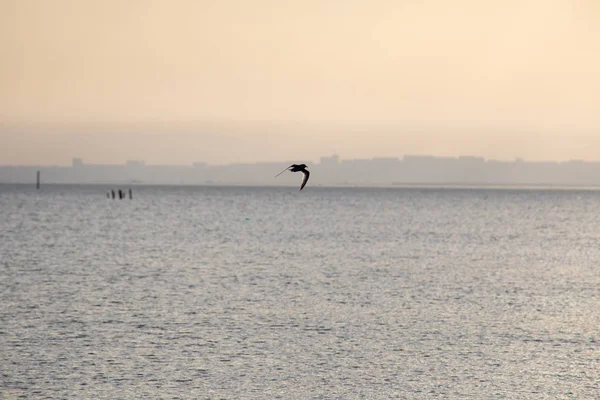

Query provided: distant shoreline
[3,181,600,191]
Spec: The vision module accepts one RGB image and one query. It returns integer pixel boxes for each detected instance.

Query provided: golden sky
[1,0,599,164]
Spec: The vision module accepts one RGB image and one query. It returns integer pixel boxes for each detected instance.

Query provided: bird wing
[274,165,293,178]
[300,170,310,190]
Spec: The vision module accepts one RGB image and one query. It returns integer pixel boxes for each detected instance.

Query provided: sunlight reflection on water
[1,185,599,398]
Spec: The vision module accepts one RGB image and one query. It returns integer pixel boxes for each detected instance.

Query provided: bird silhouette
[275,164,310,190]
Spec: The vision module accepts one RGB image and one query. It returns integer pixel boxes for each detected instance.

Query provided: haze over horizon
[2,0,599,165]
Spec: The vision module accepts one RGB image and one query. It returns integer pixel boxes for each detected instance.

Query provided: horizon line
[2,154,599,168]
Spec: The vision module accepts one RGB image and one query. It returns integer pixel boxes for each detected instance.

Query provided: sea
[1,184,599,399]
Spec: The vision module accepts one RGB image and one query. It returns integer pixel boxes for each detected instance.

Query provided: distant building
[126,160,145,168]
[72,158,84,168]
[458,155,484,163]
[403,155,436,162]
[372,157,399,164]
[320,154,340,166]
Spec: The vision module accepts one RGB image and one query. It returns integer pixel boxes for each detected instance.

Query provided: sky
[1,0,599,165]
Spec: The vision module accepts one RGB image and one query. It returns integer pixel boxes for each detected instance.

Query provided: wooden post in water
[36,170,40,189]
[129,188,132,199]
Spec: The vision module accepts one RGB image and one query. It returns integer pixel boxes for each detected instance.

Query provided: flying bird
[275,164,310,190]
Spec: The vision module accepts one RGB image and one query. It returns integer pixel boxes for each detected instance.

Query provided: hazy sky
[1,0,599,165]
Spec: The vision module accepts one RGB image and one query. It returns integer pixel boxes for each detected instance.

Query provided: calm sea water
[1,184,599,399]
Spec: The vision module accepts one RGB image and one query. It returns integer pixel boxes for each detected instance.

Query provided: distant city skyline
[2,122,600,167]
[1,148,600,168]
[4,153,600,188]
